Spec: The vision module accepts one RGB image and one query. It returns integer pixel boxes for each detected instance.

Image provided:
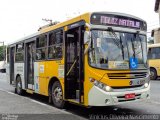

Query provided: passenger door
[65,24,84,103]
[26,42,35,90]
[10,47,15,84]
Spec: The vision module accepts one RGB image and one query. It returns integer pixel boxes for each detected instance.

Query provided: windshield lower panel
[88,30,147,70]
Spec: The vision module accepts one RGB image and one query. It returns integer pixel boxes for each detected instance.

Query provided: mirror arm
[84,38,91,55]
[84,23,91,55]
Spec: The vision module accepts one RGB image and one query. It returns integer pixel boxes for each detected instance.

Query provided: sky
[0,0,159,44]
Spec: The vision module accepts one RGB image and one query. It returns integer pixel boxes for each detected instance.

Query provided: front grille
[112,85,143,89]
[117,94,141,102]
[108,72,148,79]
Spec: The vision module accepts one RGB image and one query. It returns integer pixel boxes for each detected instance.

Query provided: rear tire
[150,68,157,80]
[51,81,65,109]
[16,76,25,95]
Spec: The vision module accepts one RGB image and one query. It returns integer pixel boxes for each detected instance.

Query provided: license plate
[125,93,135,100]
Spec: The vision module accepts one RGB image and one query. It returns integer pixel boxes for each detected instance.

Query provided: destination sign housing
[91,13,147,30]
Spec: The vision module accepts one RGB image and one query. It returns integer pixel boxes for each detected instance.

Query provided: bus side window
[48,30,63,59]
[148,47,160,59]
[55,45,62,58]
[148,48,153,59]
[150,48,156,59]
[15,43,24,62]
[56,31,63,44]
[155,47,160,59]
[36,35,47,60]
[152,53,156,59]
[55,31,63,59]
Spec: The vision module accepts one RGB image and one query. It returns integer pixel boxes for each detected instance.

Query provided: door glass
[28,43,35,85]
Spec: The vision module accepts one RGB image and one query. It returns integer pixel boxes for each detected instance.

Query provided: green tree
[0,45,6,61]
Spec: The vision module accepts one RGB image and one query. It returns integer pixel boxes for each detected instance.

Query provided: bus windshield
[88,30,147,69]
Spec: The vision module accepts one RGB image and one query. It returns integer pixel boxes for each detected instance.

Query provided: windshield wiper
[108,27,120,47]
[130,38,136,58]
[131,31,143,57]
[108,27,125,60]
[120,36,124,60]
[135,32,143,56]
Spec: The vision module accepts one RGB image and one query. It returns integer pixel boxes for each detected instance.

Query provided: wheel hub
[53,87,62,103]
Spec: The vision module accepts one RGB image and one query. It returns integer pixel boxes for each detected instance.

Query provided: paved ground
[0,73,160,120]
[0,74,86,120]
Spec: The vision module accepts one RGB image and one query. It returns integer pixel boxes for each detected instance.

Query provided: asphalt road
[0,73,160,120]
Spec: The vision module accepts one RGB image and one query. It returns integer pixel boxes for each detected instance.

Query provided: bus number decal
[130,79,145,86]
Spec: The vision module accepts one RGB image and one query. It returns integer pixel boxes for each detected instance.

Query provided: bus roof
[8,11,146,46]
[8,12,90,46]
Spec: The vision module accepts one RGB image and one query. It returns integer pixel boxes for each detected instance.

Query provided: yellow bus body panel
[148,43,160,76]
[38,59,64,96]
[148,59,160,76]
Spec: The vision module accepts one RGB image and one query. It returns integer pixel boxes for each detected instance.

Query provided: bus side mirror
[84,31,91,44]
[84,31,92,55]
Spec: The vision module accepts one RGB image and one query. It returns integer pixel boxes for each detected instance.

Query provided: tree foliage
[0,45,6,61]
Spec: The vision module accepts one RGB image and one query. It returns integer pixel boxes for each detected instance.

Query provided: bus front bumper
[88,84,150,106]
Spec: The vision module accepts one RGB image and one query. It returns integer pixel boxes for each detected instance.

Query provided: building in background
[152,0,160,43]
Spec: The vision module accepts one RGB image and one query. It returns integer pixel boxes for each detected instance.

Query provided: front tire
[150,68,157,80]
[51,81,65,108]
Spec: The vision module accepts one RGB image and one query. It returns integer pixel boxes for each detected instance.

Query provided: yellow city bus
[6,12,150,108]
[148,43,160,80]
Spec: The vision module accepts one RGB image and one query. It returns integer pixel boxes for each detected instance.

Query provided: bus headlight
[144,82,149,88]
[89,78,112,92]
[105,86,112,92]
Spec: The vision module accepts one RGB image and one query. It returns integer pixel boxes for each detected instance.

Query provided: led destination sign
[91,14,147,30]
[100,16,140,28]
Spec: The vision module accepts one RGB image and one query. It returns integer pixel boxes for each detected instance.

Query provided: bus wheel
[52,81,65,108]
[150,68,157,80]
[16,76,24,95]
